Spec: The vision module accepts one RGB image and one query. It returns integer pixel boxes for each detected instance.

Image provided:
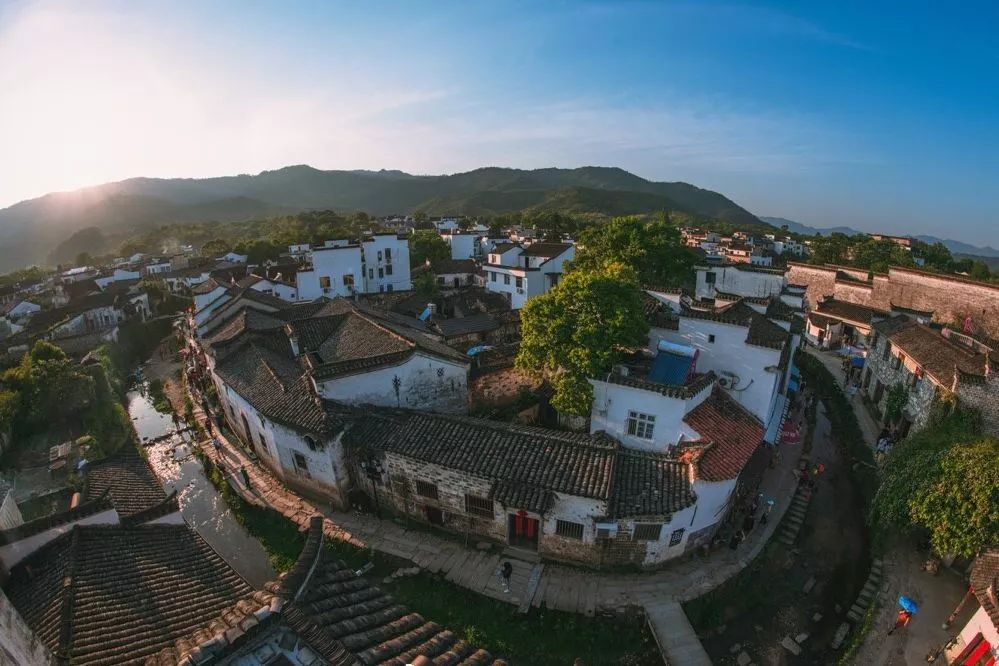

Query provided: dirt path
[691,403,870,665]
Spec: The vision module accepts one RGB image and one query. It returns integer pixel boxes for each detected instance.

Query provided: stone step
[849,603,867,617]
[846,609,862,623]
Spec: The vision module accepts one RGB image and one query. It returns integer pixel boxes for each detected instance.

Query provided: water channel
[127,385,275,588]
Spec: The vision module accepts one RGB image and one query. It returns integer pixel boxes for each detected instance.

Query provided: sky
[1,1,997,247]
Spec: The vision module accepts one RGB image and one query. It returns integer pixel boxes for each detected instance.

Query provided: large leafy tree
[809,232,853,265]
[873,411,998,557]
[409,230,450,268]
[573,214,695,287]
[851,238,915,273]
[2,341,96,428]
[516,262,648,415]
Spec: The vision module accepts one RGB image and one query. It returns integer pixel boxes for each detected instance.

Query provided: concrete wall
[250,279,297,302]
[0,588,54,666]
[316,353,469,413]
[297,246,364,300]
[444,234,477,260]
[363,235,411,293]
[0,492,23,530]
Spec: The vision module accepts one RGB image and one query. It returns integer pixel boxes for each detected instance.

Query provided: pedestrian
[498,561,513,593]
[212,436,222,457]
[205,419,214,436]
[761,498,775,524]
[887,609,912,635]
[240,465,251,489]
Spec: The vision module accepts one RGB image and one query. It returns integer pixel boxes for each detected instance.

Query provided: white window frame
[627,411,655,440]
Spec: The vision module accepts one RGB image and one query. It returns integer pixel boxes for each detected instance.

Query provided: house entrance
[508,511,539,551]
[424,506,444,526]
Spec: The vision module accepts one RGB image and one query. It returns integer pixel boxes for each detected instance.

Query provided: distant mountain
[760,216,999,259]
[758,216,863,237]
[0,165,764,272]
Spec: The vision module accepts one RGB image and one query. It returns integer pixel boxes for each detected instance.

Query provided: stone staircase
[847,558,884,623]
[778,484,813,546]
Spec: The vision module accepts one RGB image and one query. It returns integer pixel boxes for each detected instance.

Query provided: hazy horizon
[2,1,997,246]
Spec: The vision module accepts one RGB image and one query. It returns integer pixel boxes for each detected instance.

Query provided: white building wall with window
[212,375,350,507]
[315,353,469,413]
[588,379,712,452]
[249,278,297,302]
[443,233,477,260]
[649,320,782,424]
[361,234,411,293]
[296,245,364,300]
[695,266,786,300]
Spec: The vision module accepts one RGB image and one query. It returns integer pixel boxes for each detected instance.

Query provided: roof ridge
[57,526,81,662]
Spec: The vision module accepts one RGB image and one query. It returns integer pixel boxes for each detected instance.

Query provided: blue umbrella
[898,595,919,614]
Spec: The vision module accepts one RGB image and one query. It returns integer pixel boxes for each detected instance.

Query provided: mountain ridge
[0,165,764,271]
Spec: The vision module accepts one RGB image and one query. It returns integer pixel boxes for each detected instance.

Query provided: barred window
[668,528,685,547]
[634,523,662,541]
[555,519,584,540]
[415,479,439,500]
[464,494,494,518]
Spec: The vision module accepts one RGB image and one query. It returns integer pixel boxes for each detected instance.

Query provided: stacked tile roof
[969,549,999,630]
[813,298,890,326]
[872,315,993,386]
[83,448,167,517]
[682,387,764,482]
[610,450,695,518]
[152,518,503,665]
[3,525,254,665]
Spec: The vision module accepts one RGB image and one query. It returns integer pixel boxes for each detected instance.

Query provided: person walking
[498,561,513,593]
[212,436,223,458]
[240,465,251,490]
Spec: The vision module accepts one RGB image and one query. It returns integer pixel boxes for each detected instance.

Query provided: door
[425,506,444,526]
[508,512,539,551]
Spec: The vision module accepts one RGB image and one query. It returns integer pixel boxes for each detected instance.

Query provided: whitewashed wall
[589,379,711,452]
[316,353,469,413]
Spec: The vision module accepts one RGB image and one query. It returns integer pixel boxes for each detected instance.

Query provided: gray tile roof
[3,524,253,666]
[433,313,499,337]
[343,411,619,501]
[610,451,695,518]
[813,298,889,325]
[83,448,167,518]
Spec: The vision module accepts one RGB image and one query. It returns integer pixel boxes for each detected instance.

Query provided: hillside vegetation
[0,165,763,271]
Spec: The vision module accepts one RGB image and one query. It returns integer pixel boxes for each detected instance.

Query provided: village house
[945,550,999,665]
[804,297,890,350]
[787,262,999,339]
[441,230,481,260]
[484,242,575,309]
[694,263,788,301]
[862,315,998,437]
[435,258,479,288]
[295,234,412,300]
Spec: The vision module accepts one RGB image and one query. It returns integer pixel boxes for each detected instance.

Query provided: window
[464,494,494,518]
[415,479,439,500]
[387,284,393,292]
[882,341,892,361]
[627,411,656,439]
[385,264,393,276]
[705,272,716,285]
[368,268,374,279]
[385,248,392,262]
[319,276,331,289]
[515,276,523,288]
[378,268,384,278]
[634,523,663,541]
[555,519,584,540]
[377,250,383,262]
[668,528,685,546]
[304,435,317,452]
[490,272,497,282]
[343,275,354,289]
[503,274,510,285]
[293,452,309,472]
[708,334,716,343]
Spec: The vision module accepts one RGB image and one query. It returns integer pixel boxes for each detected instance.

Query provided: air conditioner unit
[718,371,740,388]
[516,288,525,294]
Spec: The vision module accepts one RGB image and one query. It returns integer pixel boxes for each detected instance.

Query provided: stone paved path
[645,600,713,666]
[804,346,881,446]
[193,397,805,618]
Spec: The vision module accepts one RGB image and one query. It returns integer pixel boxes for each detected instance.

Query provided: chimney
[289,332,300,357]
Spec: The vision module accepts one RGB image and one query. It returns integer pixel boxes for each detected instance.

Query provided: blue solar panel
[648,351,694,385]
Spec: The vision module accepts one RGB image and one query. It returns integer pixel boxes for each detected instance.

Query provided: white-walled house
[2,300,40,322]
[441,232,479,260]
[238,274,298,302]
[295,234,411,300]
[484,242,575,309]
[695,264,787,301]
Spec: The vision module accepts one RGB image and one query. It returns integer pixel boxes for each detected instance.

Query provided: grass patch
[838,596,878,665]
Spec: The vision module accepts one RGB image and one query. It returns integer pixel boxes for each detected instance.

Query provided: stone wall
[863,335,939,433]
[0,588,53,666]
[955,374,999,437]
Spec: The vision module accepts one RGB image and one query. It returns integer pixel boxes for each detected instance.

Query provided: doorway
[508,512,539,551]
[425,506,444,526]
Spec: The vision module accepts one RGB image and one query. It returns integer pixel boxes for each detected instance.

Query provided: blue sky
[1,1,997,246]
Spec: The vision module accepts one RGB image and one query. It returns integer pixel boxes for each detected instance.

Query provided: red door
[508,511,539,551]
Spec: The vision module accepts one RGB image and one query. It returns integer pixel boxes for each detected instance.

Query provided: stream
[127,385,276,588]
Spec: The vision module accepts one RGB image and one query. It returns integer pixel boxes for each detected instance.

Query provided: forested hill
[0,165,763,271]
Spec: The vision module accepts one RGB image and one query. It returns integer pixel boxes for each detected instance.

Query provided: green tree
[573,215,695,287]
[852,238,914,273]
[533,211,576,242]
[234,239,282,264]
[75,251,93,267]
[917,241,954,272]
[909,437,999,557]
[2,341,96,428]
[809,232,853,265]
[409,230,450,268]
[970,261,991,281]
[516,262,648,415]
[200,238,232,258]
[412,271,441,301]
